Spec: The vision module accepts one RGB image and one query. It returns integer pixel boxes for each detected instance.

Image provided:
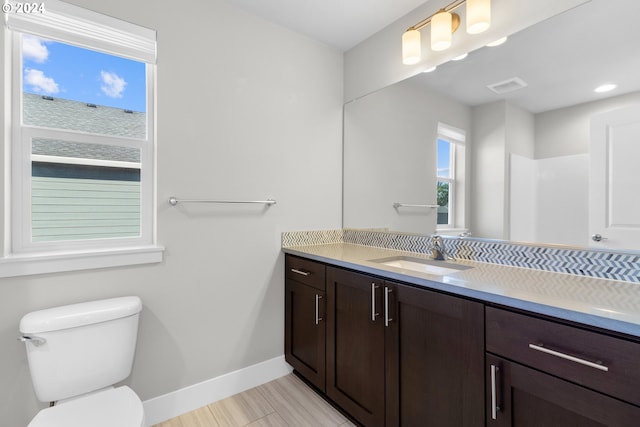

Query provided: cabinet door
[326,267,385,427]
[285,279,326,391]
[486,354,640,426]
[386,282,484,427]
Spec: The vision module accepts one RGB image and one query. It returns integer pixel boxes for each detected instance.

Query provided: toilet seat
[28,386,144,427]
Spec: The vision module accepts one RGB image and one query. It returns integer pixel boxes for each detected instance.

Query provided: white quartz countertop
[283,243,640,338]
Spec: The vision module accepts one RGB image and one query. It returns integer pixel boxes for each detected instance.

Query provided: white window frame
[436,122,466,232]
[2,0,162,277]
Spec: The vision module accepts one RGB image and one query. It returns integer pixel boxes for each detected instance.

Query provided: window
[436,123,466,229]
[3,0,161,276]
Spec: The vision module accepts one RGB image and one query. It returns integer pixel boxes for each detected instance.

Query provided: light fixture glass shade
[431,11,452,51]
[467,0,491,34]
[402,29,421,65]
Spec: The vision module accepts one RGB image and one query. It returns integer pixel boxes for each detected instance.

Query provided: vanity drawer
[285,255,325,291]
[486,306,640,407]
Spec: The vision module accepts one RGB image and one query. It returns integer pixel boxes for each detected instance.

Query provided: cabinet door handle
[291,268,310,276]
[490,364,501,420]
[315,294,323,325]
[384,287,393,327]
[528,343,609,372]
[371,283,380,321]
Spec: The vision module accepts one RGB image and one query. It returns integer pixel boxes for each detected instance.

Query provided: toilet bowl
[20,296,145,427]
[28,386,144,427]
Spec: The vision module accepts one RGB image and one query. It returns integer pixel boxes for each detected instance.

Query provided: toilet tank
[20,296,142,402]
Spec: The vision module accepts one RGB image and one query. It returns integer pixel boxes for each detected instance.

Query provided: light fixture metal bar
[407,0,466,31]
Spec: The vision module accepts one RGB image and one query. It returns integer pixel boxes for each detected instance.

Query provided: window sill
[436,228,469,237]
[0,245,164,278]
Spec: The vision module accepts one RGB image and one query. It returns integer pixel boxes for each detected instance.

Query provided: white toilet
[19,296,145,427]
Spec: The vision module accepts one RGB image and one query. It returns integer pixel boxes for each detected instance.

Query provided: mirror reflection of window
[437,139,453,226]
[436,123,466,228]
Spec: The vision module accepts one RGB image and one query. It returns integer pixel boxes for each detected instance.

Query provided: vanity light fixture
[402,0,491,65]
[423,66,438,73]
[452,53,468,61]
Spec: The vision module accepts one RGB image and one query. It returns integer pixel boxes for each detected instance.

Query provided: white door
[590,106,640,250]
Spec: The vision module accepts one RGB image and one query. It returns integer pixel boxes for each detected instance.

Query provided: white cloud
[22,35,49,63]
[100,71,127,98]
[24,68,59,94]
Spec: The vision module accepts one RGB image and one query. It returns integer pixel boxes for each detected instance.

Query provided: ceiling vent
[487,77,528,94]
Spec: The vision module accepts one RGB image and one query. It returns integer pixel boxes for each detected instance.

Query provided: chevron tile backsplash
[282,229,640,283]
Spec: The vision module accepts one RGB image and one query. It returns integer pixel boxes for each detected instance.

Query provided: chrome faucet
[430,235,448,261]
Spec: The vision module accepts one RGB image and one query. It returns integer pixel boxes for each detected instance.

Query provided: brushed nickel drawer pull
[490,364,500,420]
[315,294,323,325]
[371,283,380,321]
[528,343,609,372]
[384,287,393,327]
[291,268,310,276]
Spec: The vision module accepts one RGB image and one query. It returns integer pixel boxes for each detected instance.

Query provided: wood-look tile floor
[153,374,358,427]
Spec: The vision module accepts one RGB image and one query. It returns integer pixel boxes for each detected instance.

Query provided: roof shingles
[23,92,145,163]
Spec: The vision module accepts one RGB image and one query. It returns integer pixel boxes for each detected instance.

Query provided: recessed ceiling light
[452,53,468,61]
[594,84,617,93]
[423,66,437,73]
[486,36,508,47]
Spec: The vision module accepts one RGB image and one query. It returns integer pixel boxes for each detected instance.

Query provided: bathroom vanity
[283,243,640,426]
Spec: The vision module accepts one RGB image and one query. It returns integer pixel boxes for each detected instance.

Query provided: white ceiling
[223,0,639,113]
[223,0,428,51]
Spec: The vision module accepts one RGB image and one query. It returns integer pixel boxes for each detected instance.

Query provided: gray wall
[470,101,508,240]
[0,0,343,425]
[505,102,535,159]
[470,101,535,241]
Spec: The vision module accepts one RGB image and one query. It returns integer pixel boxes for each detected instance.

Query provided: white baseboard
[142,355,293,426]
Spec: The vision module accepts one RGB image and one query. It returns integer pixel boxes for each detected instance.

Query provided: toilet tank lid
[20,296,142,334]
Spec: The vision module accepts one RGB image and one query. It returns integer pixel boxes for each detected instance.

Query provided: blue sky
[22,34,146,112]
[437,138,451,177]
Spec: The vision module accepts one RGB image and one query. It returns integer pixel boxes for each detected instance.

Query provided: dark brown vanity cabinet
[290,259,485,427]
[486,307,640,426]
[286,254,640,426]
[385,280,485,427]
[285,255,327,391]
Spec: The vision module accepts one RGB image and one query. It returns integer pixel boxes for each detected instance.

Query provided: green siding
[32,177,141,242]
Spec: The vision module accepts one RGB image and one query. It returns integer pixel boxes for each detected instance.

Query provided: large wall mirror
[343,0,640,252]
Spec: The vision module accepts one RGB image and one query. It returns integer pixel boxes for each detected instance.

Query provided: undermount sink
[370,256,472,276]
